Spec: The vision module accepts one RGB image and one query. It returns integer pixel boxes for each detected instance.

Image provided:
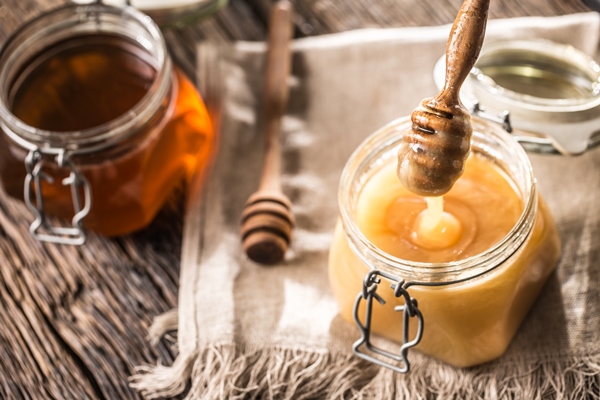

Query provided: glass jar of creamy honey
[328,116,560,370]
[0,4,215,244]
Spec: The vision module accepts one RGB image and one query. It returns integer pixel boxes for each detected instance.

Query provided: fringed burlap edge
[130,312,600,399]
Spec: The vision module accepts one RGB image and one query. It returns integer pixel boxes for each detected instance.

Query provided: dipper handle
[241,0,295,265]
[440,0,490,105]
[397,0,490,197]
[260,0,293,192]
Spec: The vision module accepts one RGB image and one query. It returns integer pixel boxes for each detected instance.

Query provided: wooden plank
[0,189,184,399]
[0,0,62,43]
[243,0,592,35]
[166,0,267,79]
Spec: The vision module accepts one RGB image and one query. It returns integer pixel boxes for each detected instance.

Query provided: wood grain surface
[0,0,593,398]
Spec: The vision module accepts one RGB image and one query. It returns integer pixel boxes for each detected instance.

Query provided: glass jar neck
[339,116,538,284]
[0,3,172,155]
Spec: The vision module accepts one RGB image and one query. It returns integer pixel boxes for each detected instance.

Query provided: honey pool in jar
[0,4,214,243]
[328,116,560,368]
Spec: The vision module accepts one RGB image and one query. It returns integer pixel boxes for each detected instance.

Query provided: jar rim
[338,115,537,284]
[470,39,600,113]
[0,3,172,155]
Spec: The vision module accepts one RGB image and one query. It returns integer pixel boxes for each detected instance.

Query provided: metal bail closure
[24,149,92,245]
[352,269,424,373]
[470,101,512,133]
[469,101,580,156]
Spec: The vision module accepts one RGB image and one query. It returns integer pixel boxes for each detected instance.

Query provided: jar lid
[72,0,228,27]
[433,39,600,155]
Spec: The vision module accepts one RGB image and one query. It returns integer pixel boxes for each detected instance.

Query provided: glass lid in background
[72,0,228,27]
[433,39,600,155]
[475,48,599,101]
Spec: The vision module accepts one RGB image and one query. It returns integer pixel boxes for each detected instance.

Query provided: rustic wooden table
[0,0,593,398]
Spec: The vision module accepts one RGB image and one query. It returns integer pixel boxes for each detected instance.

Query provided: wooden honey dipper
[240,0,294,265]
[397,0,490,197]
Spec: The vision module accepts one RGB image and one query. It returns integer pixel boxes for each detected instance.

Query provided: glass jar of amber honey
[328,116,560,370]
[0,3,214,244]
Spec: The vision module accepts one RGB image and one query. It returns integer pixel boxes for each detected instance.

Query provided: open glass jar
[0,3,215,244]
[328,116,560,370]
[434,39,600,155]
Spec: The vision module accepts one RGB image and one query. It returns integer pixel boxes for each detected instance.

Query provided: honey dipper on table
[397,0,490,196]
[241,0,294,265]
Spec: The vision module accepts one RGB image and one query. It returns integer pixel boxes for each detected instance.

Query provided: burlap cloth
[131,13,600,399]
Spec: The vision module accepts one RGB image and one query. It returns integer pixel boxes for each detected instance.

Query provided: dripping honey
[355,154,522,263]
[0,34,214,236]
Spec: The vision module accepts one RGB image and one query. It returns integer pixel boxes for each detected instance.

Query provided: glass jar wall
[328,116,560,368]
[0,4,215,242]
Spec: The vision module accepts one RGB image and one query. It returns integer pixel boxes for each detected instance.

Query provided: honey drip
[412,196,462,249]
[358,154,521,263]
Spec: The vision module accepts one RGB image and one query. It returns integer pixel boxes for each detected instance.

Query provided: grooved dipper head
[240,191,295,265]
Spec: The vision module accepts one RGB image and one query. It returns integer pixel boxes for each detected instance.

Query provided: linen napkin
[131,13,600,399]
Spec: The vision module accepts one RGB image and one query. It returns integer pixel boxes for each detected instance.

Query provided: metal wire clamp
[24,149,92,245]
[470,101,512,133]
[352,269,424,373]
[469,101,586,156]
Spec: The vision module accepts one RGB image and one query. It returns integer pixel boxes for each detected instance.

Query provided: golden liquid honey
[328,118,560,367]
[0,33,214,237]
[357,155,522,263]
